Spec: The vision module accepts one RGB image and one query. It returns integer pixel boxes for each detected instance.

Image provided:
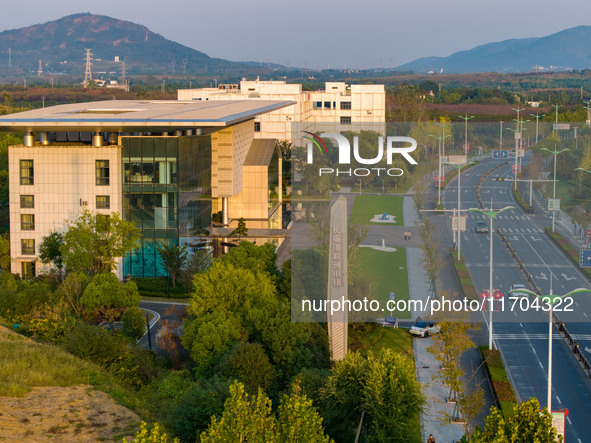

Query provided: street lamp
[429,133,452,205]
[505,126,522,190]
[552,104,561,134]
[540,146,569,232]
[510,285,591,413]
[443,161,475,261]
[530,112,545,144]
[584,100,591,128]
[458,114,474,154]
[436,121,453,158]
[469,201,514,350]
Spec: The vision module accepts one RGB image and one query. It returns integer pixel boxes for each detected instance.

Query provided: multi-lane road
[442,156,591,442]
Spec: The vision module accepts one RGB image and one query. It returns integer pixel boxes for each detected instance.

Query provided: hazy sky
[2,0,591,69]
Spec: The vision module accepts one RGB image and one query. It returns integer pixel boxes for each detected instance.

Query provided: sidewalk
[404,194,469,442]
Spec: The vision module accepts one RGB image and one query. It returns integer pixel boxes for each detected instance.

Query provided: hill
[0,324,143,441]
[397,26,591,74]
[0,13,262,76]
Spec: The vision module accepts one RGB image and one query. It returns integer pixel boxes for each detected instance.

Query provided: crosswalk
[494,333,591,340]
[468,214,531,221]
[497,227,545,234]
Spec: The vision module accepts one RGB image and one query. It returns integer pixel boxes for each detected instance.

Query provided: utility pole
[531,112,545,144]
[37,60,42,77]
[458,113,474,155]
[8,48,11,68]
[83,49,93,88]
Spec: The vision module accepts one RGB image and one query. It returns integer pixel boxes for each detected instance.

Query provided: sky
[2,0,591,69]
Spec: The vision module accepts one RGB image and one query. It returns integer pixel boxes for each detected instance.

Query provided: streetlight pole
[458,114,473,155]
[530,112,545,144]
[541,146,569,232]
[509,286,591,413]
[470,201,514,350]
[553,104,561,134]
[429,133,452,206]
[444,161,475,261]
[584,100,591,128]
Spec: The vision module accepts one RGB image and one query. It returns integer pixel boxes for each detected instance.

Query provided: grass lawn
[349,324,414,358]
[542,177,581,211]
[350,194,404,226]
[356,247,410,319]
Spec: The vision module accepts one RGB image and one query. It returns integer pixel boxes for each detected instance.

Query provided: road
[138,300,188,350]
[442,155,591,442]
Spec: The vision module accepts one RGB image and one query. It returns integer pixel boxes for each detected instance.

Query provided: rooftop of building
[0,99,294,133]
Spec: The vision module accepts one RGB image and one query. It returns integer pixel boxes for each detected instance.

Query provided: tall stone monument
[327,195,348,361]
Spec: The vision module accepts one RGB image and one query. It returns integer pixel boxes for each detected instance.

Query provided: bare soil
[0,385,141,442]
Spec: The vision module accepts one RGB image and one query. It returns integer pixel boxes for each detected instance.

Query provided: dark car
[475,221,488,233]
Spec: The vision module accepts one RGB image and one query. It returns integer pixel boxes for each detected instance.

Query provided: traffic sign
[493,150,508,159]
[389,292,396,300]
[586,230,591,236]
[547,198,560,211]
[580,249,591,268]
[452,215,467,232]
[511,164,521,172]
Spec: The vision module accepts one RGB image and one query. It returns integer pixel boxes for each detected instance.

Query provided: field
[356,247,410,319]
[350,194,404,226]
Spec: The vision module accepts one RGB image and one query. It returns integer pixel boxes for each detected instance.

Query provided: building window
[313,101,322,109]
[96,160,110,186]
[19,160,34,185]
[340,116,352,125]
[254,122,261,132]
[96,195,110,209]
[20,195,34,208]
[21,239,35,255]
[21,214,35,231]
[324,101,331,109]
[341,101,352,110]
[21,261,35,279]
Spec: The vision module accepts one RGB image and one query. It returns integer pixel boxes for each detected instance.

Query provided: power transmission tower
[83,49,93,88]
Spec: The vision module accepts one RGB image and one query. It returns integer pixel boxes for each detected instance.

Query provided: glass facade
[121,136,211,277]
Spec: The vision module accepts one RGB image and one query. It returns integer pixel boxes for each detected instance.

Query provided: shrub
[80,273,140,319]
[123,422,179,443]
[66,322,126,365]
[173,376,231,442]
[108,347,158,389]
[122,307,146,342]
[218,342,275,396]
[27,301,77,343]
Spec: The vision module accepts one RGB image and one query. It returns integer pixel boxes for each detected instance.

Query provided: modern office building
[178,79,386,141]
[0,99,292,278]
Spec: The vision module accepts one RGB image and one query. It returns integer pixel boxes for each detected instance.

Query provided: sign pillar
[328,196,348,362]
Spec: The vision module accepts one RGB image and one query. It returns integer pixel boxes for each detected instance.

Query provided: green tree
[80,272,140,319]
[60,209,139,275]
[219,241,279,276]
[156,242,187,288]
[123,422,179,443]
[38,231,65,273]
[54,271,89,317]
[465,398,562,443]
[200,382,277,443]
[200,381,332,443]
[230,217,249,241]
[122,306,147,341]
[0,233,10,271]
[219,342,275,396]
[322,348,425,441]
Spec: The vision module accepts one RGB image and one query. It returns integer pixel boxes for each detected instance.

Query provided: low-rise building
[178,79,386,141]
[0,99,292,278]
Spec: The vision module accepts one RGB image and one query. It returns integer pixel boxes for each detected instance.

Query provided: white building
[178,79,386,142]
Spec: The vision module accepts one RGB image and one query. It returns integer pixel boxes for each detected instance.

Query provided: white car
[410,321,440,338]
[509,284,529,297]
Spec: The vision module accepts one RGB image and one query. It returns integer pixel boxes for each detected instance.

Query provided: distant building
[178,79,386,142]
[0,100,292,278]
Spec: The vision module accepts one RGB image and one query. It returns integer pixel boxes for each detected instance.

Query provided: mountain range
[396,26,591,74]
[0,13,270,76]
[1,14,591,77]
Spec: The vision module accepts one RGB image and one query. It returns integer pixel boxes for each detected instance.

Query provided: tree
[60,209,139,275]
[200,381,332,443]
[322,349,425,442]
[123,422,179,443]
[464,398,562,443]
[218,342,275,396]
[427,303,484,435]
[230,217,249,241]
[38,231,65,273]
[0,233,10,271]
[80,272,140,319]
[122,306,146,342]
[156,242,187,288]
[55,272,89,317]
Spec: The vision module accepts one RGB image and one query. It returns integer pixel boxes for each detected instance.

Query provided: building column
[92,132,103,147]
[24,132,34,146]
[222,197,229,226]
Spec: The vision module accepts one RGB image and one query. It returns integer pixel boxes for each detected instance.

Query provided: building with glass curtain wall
[0,100,292,278]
